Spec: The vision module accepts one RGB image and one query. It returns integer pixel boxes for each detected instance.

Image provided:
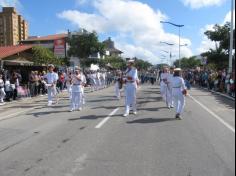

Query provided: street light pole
[229,0,235,74]
[179,27,181,68]
[160,21,184,68]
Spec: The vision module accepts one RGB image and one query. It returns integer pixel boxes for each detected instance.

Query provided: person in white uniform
[160,67,171,108]
[70,67,83,112]
[44,65,58,106]
[115,70,123,99]
[123,60,138,117]
[171,68,187,119]
[0,73,6,104]
[81,71,87,106]
[168,67,175,108]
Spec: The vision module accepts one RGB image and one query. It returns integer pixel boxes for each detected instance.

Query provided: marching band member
[66,72,73,100]
[0,73,6,105]
[171,68,187,119]
[81,71,87,106]
[45,64,58,106]
[160,67,171,108]
[70,67,83,112]
[168,67,175,108]
[123,60,138,117]
[115,70,123,99]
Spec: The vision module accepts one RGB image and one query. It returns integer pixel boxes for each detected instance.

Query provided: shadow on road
[127,118,177,124]
[27,110,69,117]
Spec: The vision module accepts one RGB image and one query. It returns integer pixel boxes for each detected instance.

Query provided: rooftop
[22,33,68,42]
[0,45,33,59]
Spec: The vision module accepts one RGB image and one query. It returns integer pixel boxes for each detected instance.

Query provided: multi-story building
[0,7,28,46]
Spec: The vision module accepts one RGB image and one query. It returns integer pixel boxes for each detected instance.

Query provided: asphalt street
[0,85,235,176]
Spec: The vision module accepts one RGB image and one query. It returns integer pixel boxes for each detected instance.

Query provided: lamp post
[160,21,184,68]
[160,42,174,66]
[229,0,235,74]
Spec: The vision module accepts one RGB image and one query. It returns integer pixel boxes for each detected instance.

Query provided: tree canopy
[68,31,105,67]
[201,22,235,70]
[32,46,62,66]
[174,56,201,69]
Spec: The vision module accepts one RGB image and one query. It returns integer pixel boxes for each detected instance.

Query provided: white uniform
[81,74,87,105]
[70,74,83,111]
[171,76,186,115]
[96,72,101,90]
[160,73,171,107]
[45,72,58,105]
[66,75,72,100]
[0,78,5,103]
[124,68,138,115]
[168,73,174,107]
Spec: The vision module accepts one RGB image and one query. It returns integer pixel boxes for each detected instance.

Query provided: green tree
[202,22,235,69]
[135,59,153,71]
[99,56,126,70]
[32,46,60,66]
[174,56,201,69]
[68,31,105,67]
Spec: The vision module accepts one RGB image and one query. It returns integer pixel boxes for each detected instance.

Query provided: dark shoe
[176,114,182,120]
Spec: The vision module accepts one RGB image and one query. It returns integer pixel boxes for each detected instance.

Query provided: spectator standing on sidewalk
[10,71,21,100]
[0,73,6,105]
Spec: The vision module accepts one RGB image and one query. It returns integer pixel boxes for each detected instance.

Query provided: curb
[200,87,235,101]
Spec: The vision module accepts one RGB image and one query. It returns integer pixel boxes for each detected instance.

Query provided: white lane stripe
[95,108,119,129]
[188,94,235,133]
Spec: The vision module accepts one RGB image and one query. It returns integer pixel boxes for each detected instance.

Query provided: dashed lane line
[95,108,120,129]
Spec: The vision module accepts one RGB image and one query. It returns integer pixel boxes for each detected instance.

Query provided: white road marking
[188,94,235,133]
[95,108,120,129]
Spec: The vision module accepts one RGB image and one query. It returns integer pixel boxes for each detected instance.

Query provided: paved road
[0,85,235,176]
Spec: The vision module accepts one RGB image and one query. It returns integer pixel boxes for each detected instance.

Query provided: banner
[54,39,65,58]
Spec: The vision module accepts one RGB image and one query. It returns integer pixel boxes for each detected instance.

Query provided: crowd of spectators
[0,68,116,104]
[183,68,235,97]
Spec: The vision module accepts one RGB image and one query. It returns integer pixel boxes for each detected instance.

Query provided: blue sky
[0,0,234,64]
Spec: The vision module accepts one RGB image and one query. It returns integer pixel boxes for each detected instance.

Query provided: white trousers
[160,83,171,106]
[125,83,137,113]
[172,89,185,114]
[115,83,121,98]
[47,86,57,104]
[0,88,6,103]
[71,91,82,110]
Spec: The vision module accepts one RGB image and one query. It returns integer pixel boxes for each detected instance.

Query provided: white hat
[75,66,81,71]
[174,68,182,72]
[127,59,135,63]
[48,64,55,68]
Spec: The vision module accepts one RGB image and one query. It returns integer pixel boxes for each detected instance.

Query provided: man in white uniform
[115,70,123,99]
[168,67,175,108]
[45,65,58,106]
[160,67,171,108]
[123,60,138,117]
[0,73,6,105]
[171,68,187,119]
[81,71,87,106]
[70,67,83,112]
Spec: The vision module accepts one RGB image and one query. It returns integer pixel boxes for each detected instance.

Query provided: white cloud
[197,9,235,54]
[223,10,235,28]
[0,0,21,8]
[197,24,216,53]
[181,0,226,9]
[58,0,193,64]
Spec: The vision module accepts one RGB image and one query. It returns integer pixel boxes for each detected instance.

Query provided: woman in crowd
[0,73,6,105]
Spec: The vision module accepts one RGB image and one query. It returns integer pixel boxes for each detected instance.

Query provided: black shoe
[176,114,182,120]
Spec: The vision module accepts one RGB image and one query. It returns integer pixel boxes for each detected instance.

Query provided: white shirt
[45,72,58,84]
[171,76,186,91]
[125,67,138,82]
